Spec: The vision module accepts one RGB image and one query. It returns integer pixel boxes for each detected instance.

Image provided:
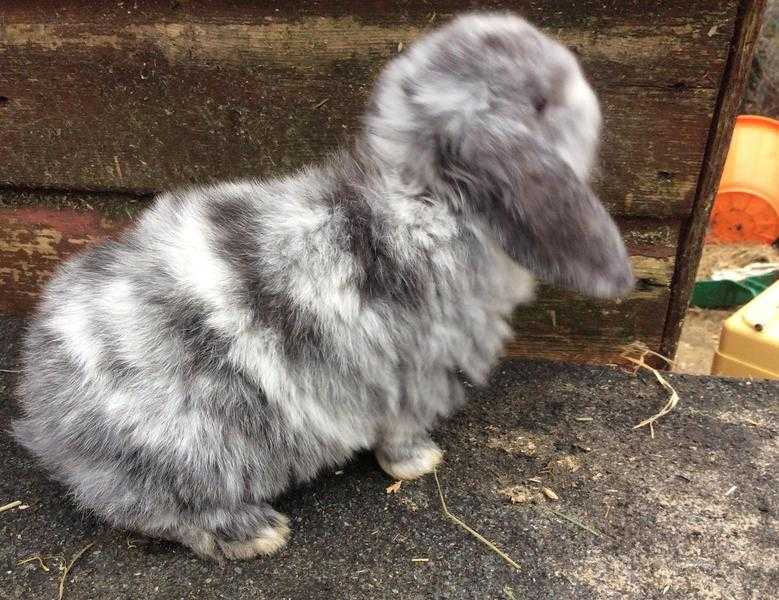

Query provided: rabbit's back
[14,156,532,528]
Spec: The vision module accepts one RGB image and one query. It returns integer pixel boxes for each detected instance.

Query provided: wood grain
[507,220,680,363]
[0,190,679,362]
[0,2,734,218]
[0,0,752,365]
[660,0,767,360]
[0,205,129,315]
[0,0,736,25]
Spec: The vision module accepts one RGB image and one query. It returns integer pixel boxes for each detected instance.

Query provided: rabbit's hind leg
[147,503,290,561]
[214,506,290,561]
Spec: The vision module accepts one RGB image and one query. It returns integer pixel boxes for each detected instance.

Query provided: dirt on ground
[676,308,733,374]
[1,316,778,600]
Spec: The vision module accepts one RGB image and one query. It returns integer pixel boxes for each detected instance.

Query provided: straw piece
[544,507,604,538]
[433,470,521,571]
[0,500,22,513]
[58,543,94,600]
[17,555,50,572]
[620,342,680,432]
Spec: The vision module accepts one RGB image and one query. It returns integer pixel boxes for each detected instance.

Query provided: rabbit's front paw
[376,439,443,480]
[216,516,290,560]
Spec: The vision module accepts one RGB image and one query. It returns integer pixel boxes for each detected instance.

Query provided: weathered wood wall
[0,1,764,363]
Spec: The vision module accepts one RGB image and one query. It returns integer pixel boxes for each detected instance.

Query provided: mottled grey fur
[13,13,633,560]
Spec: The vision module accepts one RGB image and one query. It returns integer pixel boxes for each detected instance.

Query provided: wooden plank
[0,191,679,364]
[0,0,736,27]
[0,0,747,366]
[0,7,736,89]
[660,0,767,360]
[507,221,680,363]
[0,2,734,218]
[0,192,142,314]
[508,294,669,364]
[599,86,715,218]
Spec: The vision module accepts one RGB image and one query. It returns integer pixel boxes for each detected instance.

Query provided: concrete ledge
[1,317,776,599]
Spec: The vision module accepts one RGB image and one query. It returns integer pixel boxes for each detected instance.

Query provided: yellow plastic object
[712,280,779,379]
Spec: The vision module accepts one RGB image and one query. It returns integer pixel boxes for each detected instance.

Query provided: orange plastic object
[708,115,779,244]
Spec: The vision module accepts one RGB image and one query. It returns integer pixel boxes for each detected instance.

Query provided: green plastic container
[691,271,779,309]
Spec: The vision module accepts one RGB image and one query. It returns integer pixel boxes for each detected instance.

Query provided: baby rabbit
[13,12,633,560]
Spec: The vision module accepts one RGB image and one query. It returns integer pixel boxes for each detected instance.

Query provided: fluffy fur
[13,13,633,560]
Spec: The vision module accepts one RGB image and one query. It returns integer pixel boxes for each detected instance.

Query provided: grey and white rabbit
[13,13,633,560]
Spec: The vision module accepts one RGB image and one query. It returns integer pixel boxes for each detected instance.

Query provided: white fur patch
[216,517,290,560]
[162,202,239,330]
[560,71,601,179]
[376,446,444,480]
[46,299,102,374]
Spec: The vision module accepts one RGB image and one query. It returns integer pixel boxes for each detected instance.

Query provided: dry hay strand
[620,342,680,438]
[58,543,94,600]
[0,500,22,513]
[697,244,779,280]
[17,555,51,572]
[432,469,521,571]
[543,506,604,538]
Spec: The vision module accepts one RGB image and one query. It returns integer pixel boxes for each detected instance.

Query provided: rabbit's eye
[533,96,548,114]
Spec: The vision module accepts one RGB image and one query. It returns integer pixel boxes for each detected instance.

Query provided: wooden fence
[0,1,765,362]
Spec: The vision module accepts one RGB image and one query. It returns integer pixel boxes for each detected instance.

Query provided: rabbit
[12,12,634,561]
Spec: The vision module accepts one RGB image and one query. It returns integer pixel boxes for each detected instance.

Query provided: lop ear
[503,153,634,298]
[438,132,635,299]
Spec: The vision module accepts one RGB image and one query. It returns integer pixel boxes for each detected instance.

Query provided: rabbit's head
[362,12,634,299]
